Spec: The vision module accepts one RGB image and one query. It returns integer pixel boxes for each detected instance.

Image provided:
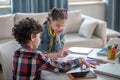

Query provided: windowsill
[68,1,105,6]
[0,5,11,9]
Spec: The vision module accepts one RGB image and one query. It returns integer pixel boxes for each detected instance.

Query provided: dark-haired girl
[38,8,67,54]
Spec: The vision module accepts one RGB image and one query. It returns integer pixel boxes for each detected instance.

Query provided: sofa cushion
[14,13,48,25]
[0,14,14,39]
[65,10,82,33]
[78,19,97,38]
[65,33,103,48]
[106,28,120,38]
[0,39,13,45]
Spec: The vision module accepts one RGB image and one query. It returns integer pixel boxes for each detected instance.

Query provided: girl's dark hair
[12,17,43,45]
[44,8,68,24]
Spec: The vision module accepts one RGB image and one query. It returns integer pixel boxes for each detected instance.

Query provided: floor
[0,65,4,80]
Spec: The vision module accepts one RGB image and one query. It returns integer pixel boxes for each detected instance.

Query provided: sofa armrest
[82,15,107,47]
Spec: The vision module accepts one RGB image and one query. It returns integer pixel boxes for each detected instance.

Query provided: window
[0,0,10,5]
[69,0,102,2]
[69,0,104,5]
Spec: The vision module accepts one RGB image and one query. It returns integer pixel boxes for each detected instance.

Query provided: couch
[0,10,107,48]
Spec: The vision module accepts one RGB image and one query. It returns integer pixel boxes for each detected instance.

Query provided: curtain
[11,0,68,13]
[105,0,120,32]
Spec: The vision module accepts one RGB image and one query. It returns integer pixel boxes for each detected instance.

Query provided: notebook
[94,63,120,78]
[97,48,108,56]
[87,49,108,60]
[68,47,93,55]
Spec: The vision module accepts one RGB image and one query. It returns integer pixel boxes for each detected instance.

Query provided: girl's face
[50,17,67,33]
[31,33,41,49]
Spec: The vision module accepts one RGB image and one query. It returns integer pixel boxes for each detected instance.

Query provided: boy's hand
[79,57,96,70]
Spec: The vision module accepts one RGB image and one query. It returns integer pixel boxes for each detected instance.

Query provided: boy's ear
[31,34,35,41]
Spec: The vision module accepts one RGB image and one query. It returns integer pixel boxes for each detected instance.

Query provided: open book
[68,47,93,55]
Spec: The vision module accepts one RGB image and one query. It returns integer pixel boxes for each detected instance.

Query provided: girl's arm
[55,32,65,52]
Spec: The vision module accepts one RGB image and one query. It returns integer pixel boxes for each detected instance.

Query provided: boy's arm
[47,52,60,60]
[37,54,81,73]
[47,50,68,60]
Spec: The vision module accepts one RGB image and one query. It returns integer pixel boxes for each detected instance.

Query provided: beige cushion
[0,14,14,39]
[65,33,103,48]
[65,10,82,33]
[14,13,48,25]
[78,19,97,38]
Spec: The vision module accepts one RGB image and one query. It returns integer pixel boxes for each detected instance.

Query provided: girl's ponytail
[43,8,68,25]
[43,17,49,25]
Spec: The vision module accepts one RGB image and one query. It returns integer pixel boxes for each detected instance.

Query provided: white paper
[68,47,93,55]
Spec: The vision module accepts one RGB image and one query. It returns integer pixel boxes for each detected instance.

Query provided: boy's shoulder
[16,47,42,55]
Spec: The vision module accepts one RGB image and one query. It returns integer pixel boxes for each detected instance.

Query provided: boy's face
[31,33,41,49]
[50,18,67,33]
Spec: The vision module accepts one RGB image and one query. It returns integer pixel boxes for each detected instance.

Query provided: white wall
[68,3,105,20]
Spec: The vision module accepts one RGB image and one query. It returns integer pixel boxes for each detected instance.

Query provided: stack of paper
[68,47,93,55]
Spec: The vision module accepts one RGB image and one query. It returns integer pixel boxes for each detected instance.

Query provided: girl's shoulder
[44,21,49,28]
[40,24,50,39]
[43,22,49,31]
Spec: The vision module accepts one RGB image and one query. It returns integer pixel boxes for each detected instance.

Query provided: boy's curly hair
[12,17,43,45]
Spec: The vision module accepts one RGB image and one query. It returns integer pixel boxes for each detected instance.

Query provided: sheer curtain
[105,0,120,32]
[11,0,68,13]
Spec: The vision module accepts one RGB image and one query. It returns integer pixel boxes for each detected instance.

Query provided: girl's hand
[58,27,64,34]
[56,27,64,42]
[56,50,68,58]
[60,50,68,58]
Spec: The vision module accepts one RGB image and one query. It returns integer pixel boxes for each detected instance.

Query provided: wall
[68,3,105,20]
